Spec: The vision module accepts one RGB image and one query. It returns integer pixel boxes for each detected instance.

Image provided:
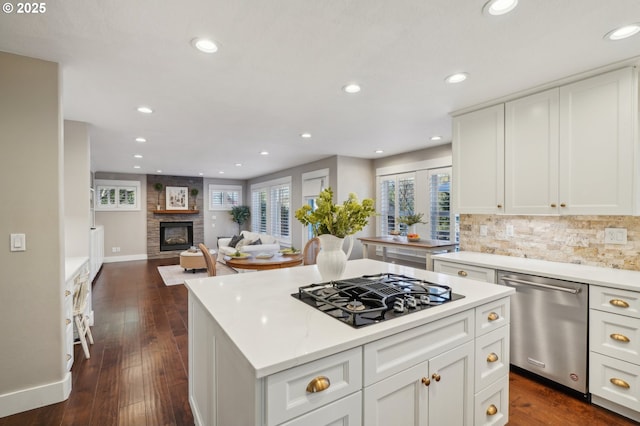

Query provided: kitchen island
[185,259,514,426]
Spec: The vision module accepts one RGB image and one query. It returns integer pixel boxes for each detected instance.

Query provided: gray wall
[64,120,91,258]
[203,177,247,247]
[0,52,65,411]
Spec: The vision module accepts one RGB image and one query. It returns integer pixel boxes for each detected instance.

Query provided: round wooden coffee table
[225,253,303,271]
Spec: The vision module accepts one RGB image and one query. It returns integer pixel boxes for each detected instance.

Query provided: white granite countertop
[433,252,640,291]
[185,258,513,378]
[65,256,89,281]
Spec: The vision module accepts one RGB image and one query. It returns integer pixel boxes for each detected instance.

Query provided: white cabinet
[454,66,637,216]
[434,259,497,283]
[505,88,559,214]
[558,67,635,215]
[590,285,640,422]
[453,104,505,214]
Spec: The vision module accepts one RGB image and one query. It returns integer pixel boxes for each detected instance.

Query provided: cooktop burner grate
[292,273,464,328]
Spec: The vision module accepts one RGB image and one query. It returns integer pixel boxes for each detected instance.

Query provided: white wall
[0,52,66,416]
[64,120,91,258]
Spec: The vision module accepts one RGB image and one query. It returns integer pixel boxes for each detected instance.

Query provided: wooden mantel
[153,210,200,214]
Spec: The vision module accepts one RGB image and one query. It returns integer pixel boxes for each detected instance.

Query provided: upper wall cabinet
[454,66,637,215]
[453,104,505,214]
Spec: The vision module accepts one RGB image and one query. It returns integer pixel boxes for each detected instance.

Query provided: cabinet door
[281,392,362,426]
[363,362,429,426]
[505,88,559,214]
[558,67,635,215]
[453,104,505,214]
[428,341,474,426]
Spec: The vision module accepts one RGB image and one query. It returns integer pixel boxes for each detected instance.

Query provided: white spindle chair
[73,272,94,359]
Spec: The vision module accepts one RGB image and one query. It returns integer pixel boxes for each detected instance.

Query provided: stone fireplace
[159,221,193,251]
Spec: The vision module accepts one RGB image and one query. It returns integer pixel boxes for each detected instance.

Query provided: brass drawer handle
[306,376,330,393]
[458,270,468,277]
[497,204,503,208]
[487,312,499,322]
[487,352,499,363]
[421,377,431,387]
[431,373,441,382]
[65,290,71,297]
[560,203,566,208]
[610,299,630,309]
[550,203,557,208]
[486,404,498,416]
[610,378,630,389]
[610,333,630,343]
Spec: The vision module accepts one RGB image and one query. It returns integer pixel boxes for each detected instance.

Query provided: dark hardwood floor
[0,258,638,425]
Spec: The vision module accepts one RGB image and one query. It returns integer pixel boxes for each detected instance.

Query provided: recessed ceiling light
[133,154,143,159]
[260,151,269,156]
[445,73,468,84]
[191,37,218,53]
[135,137,147,143]
[375,150,384,154]
[430,136,442,141]
[156,170,162,173]
[605,24,640,41]
[199,172,204,176]
[483,0,518,16]
[219,171,225,174]
[235,163,242,167]
[343,83,361,94]
[300,132,312,139]
[137,106,153,114]
[133,165,141,169]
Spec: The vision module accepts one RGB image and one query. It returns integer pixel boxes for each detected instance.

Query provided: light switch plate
[10,233,26,252]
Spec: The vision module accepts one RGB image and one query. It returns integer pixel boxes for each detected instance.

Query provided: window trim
[94,179,141,211]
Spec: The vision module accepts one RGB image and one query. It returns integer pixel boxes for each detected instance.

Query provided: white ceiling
[1,0,639,179]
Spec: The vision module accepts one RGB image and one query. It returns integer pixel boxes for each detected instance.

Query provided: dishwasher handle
[501,277,581,294]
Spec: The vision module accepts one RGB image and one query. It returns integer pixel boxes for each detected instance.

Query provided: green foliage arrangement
[153,183,163,207]
[397,212,426,226]
[230,205,251,233]
[295,188,376,238]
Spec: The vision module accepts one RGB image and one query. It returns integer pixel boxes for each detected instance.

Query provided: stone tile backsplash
[460,215,640,270]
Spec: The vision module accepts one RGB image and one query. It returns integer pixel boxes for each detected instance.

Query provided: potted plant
[190,188,199,210]
[229,205,250,234]
[295,187,375,281]
[397,212,426,237]
[153,182,163,210]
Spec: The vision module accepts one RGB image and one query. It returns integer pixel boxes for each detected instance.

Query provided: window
[379,173,415,234]
[209,184,242,210]
[429,168,457,242]
[251,177,291,243]
[94,180,140,211]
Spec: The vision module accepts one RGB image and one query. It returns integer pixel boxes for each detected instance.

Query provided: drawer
[591,286,640,319]
[266,347,362,426]
[590,309,640,365]
[476,297,510,337]
[475,325,510,391]
[363,310,474,386]
[590,351,640,413]
[280,391,361,426]
[434,260,497,283]
[474,374,509,426]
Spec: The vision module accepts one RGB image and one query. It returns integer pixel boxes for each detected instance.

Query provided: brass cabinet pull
[560,203,566,207]
[421,377,431,387]
[486,404,498,416]
[550,203,557,208]
[458,270,468,277]
[65,290,71,297]
[487,352,499,363]
[610,299,630,309]
[306,376,330,393]
[610,333,631,343]
[487,312,499,322]
[497,204,503,208]
[610,378,630,389]
[432,373,441,382]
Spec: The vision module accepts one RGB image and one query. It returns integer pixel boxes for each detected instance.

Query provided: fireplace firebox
[160,221,193,251]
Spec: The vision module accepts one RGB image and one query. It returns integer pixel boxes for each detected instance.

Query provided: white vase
[316,234,354,282]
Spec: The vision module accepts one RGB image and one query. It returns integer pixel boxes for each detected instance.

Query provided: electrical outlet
[112,247,117,253]
[480,225,488,236]
[605,228,627,244]
[506,224,514,237]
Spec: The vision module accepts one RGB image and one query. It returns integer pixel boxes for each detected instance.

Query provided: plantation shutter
[379,177,395,234]
[251,189,267,233]
[397,175,415,233]
[270,184,290,238]
[429,169,453,241]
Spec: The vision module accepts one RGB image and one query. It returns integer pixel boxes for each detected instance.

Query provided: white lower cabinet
[474,375,509,426]
[280,392,362,426]
[433,260,497,283]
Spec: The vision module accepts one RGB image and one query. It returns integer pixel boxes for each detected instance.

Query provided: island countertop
[185,258,514,378]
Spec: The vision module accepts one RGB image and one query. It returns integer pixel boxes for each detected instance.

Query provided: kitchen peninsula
[185,259,514,425]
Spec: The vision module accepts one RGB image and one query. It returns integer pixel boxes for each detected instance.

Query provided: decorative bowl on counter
[227,252,251,259]
[407,233,420,242]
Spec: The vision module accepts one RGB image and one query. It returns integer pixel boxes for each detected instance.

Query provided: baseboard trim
[103,254,148,263]
[0,372,71,418]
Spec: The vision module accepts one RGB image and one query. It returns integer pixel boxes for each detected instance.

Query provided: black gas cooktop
[292,273,464,328]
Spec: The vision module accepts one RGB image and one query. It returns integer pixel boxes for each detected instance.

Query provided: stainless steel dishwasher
[498,271,589,396]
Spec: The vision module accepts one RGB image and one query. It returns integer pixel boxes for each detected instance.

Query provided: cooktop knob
[406,295,417,309]
[393,298,405,313]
